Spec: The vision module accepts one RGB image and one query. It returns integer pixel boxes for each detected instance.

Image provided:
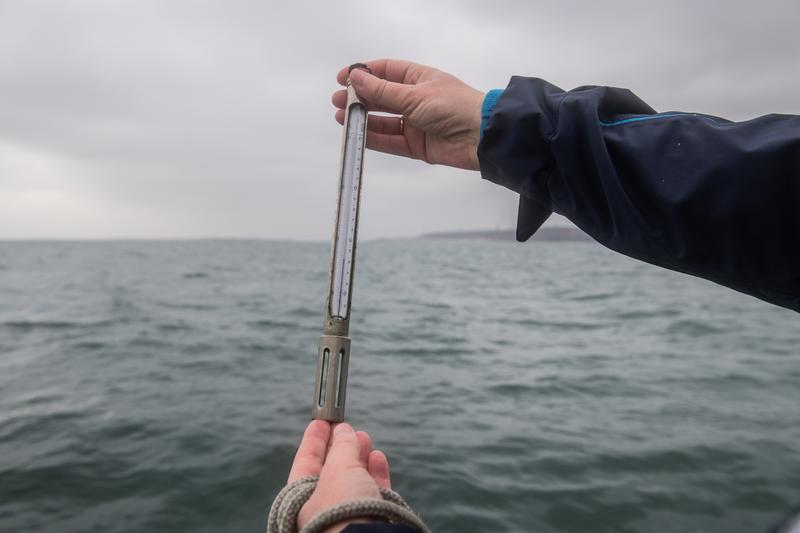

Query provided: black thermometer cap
[348,63,371,74]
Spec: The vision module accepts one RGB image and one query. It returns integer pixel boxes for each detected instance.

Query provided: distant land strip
[419,226,592,242]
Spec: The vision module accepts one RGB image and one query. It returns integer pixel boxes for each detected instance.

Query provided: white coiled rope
[267,475,430,533]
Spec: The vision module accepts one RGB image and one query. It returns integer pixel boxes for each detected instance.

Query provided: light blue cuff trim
[480,89,504,140]
[599,112,724,127]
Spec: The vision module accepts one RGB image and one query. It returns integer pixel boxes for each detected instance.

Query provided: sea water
[0,240,798,532]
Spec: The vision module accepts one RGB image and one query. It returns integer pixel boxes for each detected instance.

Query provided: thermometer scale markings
[330,102,366,319]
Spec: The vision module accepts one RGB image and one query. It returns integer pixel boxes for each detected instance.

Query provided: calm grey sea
[0,240,798,533]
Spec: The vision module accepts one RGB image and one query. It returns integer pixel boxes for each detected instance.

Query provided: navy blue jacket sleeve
[342,523,417,532]
[478,77,800,312]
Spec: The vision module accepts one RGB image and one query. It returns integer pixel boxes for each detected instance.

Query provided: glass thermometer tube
[330,102,365,319]
[312,64,369,422]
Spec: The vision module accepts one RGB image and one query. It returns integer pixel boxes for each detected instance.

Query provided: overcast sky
[1,0,799,239]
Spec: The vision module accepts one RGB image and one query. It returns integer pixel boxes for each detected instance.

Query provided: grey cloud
[0,0,798,238]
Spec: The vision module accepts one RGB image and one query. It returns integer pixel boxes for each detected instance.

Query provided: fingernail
[334,423,354,435]
[349,69,366,87]
[307,419,328,432]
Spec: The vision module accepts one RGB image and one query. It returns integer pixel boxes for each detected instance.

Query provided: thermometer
[312,63,370,421]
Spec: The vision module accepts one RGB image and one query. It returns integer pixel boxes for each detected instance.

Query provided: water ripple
[0,240,797,533]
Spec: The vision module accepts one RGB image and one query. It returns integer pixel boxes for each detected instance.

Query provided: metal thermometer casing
[312,76,368,422]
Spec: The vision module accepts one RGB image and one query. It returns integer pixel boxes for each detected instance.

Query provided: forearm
[478,77,800,312]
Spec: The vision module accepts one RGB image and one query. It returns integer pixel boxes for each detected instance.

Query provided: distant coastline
[419,226,592,242]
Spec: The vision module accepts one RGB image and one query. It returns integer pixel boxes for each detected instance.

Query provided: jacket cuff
[477,77,560,240]
[342,523,418,532]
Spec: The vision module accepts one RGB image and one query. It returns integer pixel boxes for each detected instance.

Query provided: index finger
[336,59,425,86]
[288,420,332,483]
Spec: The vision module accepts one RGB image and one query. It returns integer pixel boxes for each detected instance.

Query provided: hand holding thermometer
[312,64,370,422]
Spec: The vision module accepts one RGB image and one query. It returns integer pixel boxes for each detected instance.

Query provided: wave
[2,319,114,330]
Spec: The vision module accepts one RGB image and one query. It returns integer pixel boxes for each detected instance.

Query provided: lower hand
[288,420,392,533]
[332,59,484,171]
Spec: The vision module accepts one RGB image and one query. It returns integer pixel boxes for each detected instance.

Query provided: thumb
[324,423,362,469]
[349,68,407,112]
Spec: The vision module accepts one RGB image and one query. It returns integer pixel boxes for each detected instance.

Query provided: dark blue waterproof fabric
[342,524,416,532]
[478,77,800,312]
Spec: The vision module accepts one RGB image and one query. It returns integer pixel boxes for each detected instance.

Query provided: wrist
[467,88,486,171]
